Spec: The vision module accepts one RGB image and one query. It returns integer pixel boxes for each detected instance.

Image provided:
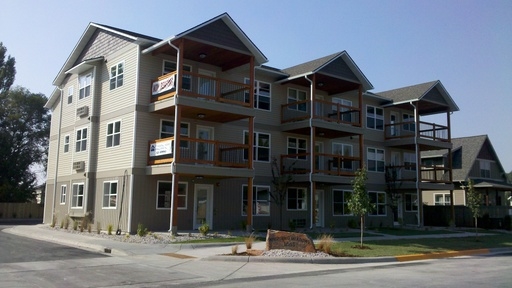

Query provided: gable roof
[278,51,373,91]
[142,13,267,66]
[378,80,459,115]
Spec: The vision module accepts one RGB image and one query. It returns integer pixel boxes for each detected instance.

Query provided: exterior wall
[423,189,466,205]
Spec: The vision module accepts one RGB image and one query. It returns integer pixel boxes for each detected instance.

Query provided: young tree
[385,165,402,224]
[466,179,482,237]
[348,167,374,248]
[270,156,293,230]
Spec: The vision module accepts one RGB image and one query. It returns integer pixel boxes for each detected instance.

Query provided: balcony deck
[280,153,361,177]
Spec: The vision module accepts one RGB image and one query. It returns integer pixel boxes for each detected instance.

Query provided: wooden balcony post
[174,106,182,161]
[246,177,253,232]
[359,134,364,170]
[250,56,255,108]
[447,110,454,226]
[358,84,363,127]
[248,116,254,169]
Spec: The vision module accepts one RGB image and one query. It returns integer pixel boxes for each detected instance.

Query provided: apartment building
[44,13,459,233]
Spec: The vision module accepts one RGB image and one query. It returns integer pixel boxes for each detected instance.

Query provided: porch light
[318,132,325,136]
[318,82,324,87]
[195,175,204,180]
[199,53,207,59]
[197,113,206,119]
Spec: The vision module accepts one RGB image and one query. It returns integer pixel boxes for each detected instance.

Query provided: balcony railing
[280,153,361,176]
[148,137,250,168]
[150,71,251,108]
[385,121,449,142]
[387,165,451,184]
[281,99,361,126]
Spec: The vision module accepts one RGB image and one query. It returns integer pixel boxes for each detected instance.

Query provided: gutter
[305,75,315,229]
[409,101,421,227]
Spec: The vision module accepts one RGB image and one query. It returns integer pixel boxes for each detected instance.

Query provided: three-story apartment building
[44,13,459,233]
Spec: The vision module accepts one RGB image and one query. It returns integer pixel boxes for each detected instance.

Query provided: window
[287,187,307,210]
[288,137,307,160]
[63,135,70,153]
[160,120,189,148]
[480,160,491,178]
[242,185,270,216]
[110,62,124,90]
[245,79,271,110]
[244,131,270,162]
[405,194,418,211]
[157,181,187,209]
[402,113,415,132]
[366,105,383,130]
[369,191,386,215]
[333,190,352,215]
[75,128,88,152]
[60,185,67,204]
[102,181,118,208]
[332,98,353,122]
[79,73,92,99]
[163,61,192,91]
[332,143,353,170]
[287,88,307,111]
[434,193,451,206]
[106,121,121,148]
[71,183,84,208]
[404,152,416,171]
[67,86,73,104]
[367,148,385,172]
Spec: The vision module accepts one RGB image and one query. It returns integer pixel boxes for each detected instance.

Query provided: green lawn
[367,227,462,236]
[306,231,382,239]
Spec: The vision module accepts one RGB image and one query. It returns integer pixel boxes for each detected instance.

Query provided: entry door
[315,190,324,227]
[315,142,324,172]
[198,69,216,97]
[193,184,213,229]
[314,95,324,118]
[390,112,399,137]
[196,126,214,162]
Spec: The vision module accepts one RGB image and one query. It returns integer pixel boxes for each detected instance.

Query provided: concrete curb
[204,255,396,264]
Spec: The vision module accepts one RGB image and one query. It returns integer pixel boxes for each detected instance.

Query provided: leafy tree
[0,43,49,202]
[385,165,402,224]
[270,156,293,230]
[466,179,482,237]
[0,42,16,94]
[348,167,374,248]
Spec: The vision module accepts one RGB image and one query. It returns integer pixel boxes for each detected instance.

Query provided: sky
[2,0,512,173]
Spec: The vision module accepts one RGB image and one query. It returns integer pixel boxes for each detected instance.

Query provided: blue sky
[2,0,512,173]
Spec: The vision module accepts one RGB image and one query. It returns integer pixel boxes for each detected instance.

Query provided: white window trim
[67,86,74,104]
[479,159,492,178]
[75,127,88,153]
[287,137,308,161]
[242,185,271,216]
[366,105,384,130]
[78,73,92,100]
[244,78,271,111]
[332,142,353,170]
[156,181,188,210]
[434,193,451,206]
[332,189,353,216]
[405,193,418,212]
[106,120,122,148]
[63,134,70,153]
[403,152,417,171]
[369,191,387,216]
[60,185,67,205]
[71,183,85,209]
[102,181,118,209]
[110,61,124,90]
[287,187,308,211]
[162,60,192,91]
[287,87,308,111]
[367,147,385,173]
[243,130,271,162]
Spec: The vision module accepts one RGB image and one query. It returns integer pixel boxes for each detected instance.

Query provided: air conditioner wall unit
[76,106,89,117]
[73,161,85,171]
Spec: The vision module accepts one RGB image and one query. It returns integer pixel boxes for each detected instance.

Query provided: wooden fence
[0,203,44,219]
[424,205,512,229]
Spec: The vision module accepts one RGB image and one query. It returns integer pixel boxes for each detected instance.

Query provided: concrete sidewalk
[4,224,511,264]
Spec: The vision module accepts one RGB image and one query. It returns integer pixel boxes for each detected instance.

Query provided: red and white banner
[152,74,175,96]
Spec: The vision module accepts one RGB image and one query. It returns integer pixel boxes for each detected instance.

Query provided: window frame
[287,87,307,112]
[366,105,384,130]
[102,181,118,209]
[287,137,307,160]
[479,160,491,178]
[367,147,385,172]
[244,78,271,111]
[434,193,451,206]
[71,183,84,209]
[369,191,386,216]
[403,152,417,171]
[242,185,271,216]
[156,181,188,210]
[67,86,74,104]
[243,131,271,162]
[287,187,307,211]
[63,134,70,153]
[332,142,353,170]
[405,193,418,212]
[160,120,189,148]
[109,62,124,90]
[78,73,92,100]
[75,127,88,153]
[402,113,415,132]
[60,185,67,205]
[162,60,192,91]
[333,189,352,216]
[106,120,121,148]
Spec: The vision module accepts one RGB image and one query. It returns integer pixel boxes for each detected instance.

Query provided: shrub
[231,245,238,255]
[63,215,70,229]
[317,234,334,254]
[503,215,511,231]
[199,222,210,236]
[107,224,113,235]
[288,220,296,231]
[96,221,101,234]
[137,223,148,237]
[245,233,255,249]
[51,214,57,228]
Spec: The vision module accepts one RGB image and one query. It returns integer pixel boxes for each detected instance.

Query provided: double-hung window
[79,73,92,99]
[369,191,386,215]
[403,152,416,171]
[244,131,270,162]
[71,183,84,208]
[402,113,415,132]
[480,160,491,178]
[156,181,187,209]
[332,143,353,170]
[63,135,70,153]
[76,128,88,152]
[106,121,121,148]
[287,137,307,160]
[102,181,118,208]
[367,147,385,172]
[405,194,418,211]
[110,62,124,90]
[244,79,271,110]
[160,120,189,148]
[434,193,451,206]
[333,190,352,215]
[287,188,307,210]
[366,105,383,130]
[332,98,353,122]
[287,88,307,112]
[60,185,67,204]
[163,61,192,91]
[242,185,270,216]
[67,86,73,104]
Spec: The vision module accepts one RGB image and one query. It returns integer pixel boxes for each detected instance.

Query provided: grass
[306,231,382,238]
[368,227,462,236]
[178,236,265,244]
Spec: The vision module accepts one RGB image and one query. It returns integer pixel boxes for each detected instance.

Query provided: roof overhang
[65,56,104,75]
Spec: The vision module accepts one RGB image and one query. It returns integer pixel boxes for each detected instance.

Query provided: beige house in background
[43,13,459,233]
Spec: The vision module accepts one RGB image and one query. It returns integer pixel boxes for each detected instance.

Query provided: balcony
[280,153,361,177]
[281,99,361,126]
[148,137,250,168]
[387,165,451,184]
[385,121,451,150]
[150,71,251,108]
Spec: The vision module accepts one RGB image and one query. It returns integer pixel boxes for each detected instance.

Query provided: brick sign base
[265,229,316,253]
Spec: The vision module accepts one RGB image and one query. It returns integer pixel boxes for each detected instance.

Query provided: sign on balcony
[149,140,173,157]
[152,74,175,96]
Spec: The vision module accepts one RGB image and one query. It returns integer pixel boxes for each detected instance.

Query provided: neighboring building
[422,135,512,220]
[43,13,459,233]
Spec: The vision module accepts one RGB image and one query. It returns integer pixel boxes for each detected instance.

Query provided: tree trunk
[360,215,364,248]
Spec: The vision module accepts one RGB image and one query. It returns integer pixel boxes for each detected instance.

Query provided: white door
[193,184,213,229]
[198,69,216,97]
[315,190,324,227]
[196,126,214,162]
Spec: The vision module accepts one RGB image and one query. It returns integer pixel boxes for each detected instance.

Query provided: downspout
[305,75,314,229]
[49,86,64,223]
[167,40,180,234]
[409,101,420,227]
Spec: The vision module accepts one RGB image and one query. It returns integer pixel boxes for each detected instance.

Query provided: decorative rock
[265,229,316,253]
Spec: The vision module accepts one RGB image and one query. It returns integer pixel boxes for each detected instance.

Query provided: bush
[96,221,101,234]
[347,218,358,229]
[317,234,334,254]
[199,222,210,236]
[245,233,255,249]
[503,215,511,231]
[107,224,113,235]
[137,223,149,237]
[73,219,79,231]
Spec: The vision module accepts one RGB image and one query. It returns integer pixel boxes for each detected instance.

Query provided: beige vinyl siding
[93,172,131,232]
[132,112,160,168]
[96,113,135,171]
[423,189,466,205]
